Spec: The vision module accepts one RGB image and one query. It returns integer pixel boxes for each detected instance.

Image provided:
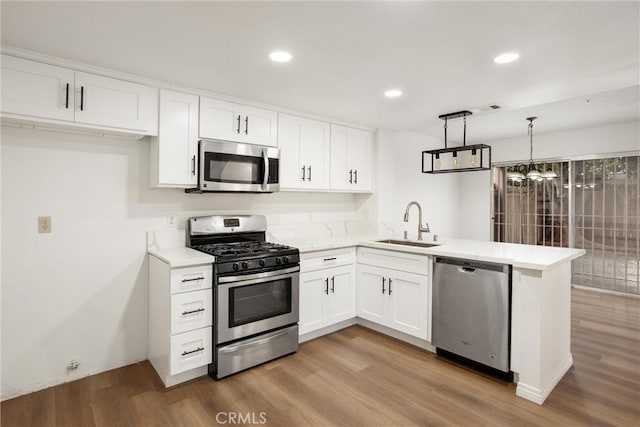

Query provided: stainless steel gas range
[187,215,299,378]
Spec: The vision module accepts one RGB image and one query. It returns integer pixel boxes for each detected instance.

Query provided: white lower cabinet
[299,249,356,335]
[149,255,213,386]
[356,248,429,340]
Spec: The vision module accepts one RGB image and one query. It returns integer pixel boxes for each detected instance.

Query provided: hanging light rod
[437,110,473,121]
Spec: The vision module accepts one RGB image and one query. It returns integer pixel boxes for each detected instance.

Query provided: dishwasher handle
[457,266,477,274]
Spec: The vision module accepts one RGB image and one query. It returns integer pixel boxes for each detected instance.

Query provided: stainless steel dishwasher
[432,256,512,376]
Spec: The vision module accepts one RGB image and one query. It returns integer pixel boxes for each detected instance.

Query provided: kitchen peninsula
[292,235,586,405]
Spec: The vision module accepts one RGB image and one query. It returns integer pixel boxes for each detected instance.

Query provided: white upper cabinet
[199,96,277,147]
[1,54,75,121]
[73,72,158,132]
[198,97,243,142]
[150,89,199,188]
[278,114,331,190]
[0,54,158,136]
[330,124,373,192]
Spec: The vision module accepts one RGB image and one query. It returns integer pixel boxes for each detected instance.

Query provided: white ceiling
[1,1,639,141]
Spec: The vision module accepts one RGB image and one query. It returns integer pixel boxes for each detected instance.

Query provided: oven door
[199,139,279,192]
[217,266,299,343]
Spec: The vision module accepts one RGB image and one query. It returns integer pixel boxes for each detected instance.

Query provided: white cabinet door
[302,119,331,190]
[278,114,330,190]
[330,124,373,191]
[152,89,199,187]
[199,97,277,147]
[299,270,328,335]
[1,54,75,121]
[199,97,243,141]
[388,270,428,339]
[356,265,387,324]
[349,128,373,191]
[74,72,157,132]
[329,124,350,190]
[277,115,305,189]
[327,265,356,325]
[242,105,278,147]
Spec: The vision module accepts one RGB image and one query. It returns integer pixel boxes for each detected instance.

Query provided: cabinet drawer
[301,247,355,273]
[170,265,212,294]
[170,327,212,375]
[171,289,213,335]
[357,247,429,275]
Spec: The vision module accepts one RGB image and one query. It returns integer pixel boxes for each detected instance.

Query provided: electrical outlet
[67,360,79,370]
[38,216,52,233]
[167,214,177,228]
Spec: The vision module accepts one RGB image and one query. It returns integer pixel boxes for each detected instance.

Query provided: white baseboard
[356,318,434,352]
[516,353,573,405]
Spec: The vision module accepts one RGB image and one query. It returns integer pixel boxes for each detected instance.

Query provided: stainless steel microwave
[189,139,280,193]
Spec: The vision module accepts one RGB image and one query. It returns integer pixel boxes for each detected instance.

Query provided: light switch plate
[38,216,52,233]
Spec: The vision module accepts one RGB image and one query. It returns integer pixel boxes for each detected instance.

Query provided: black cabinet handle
[181,347,204,356]
[349,169,353,184]
[388,278,392,295]
[65,83,69,109]
[244,116,249,134]
[301,165,306,181]
[324,278,329,295]
[236,115,241,134]
[308,166,311,182]
[323,257,337,261]
[331,276,335,293]
[382,277,386,294]
[354,170,358,184]
[182,308,205,316]
[80,86,84,111]
[191,155,196,176]
[181,276,204,283]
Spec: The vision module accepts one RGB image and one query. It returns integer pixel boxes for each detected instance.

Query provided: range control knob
[283,256,289,264]
[259,259,266,267]
[232,263,239,271]
[242,262,249,269]
[275,257,282,265]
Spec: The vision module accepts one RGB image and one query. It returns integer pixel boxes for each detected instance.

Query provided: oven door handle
[218,327,294,354]
[218,266,300,284]
[262,149,269,190]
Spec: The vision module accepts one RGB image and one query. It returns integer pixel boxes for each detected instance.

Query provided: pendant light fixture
[422,110,491,174]
[506,116,557,183]
[525,117,542,180]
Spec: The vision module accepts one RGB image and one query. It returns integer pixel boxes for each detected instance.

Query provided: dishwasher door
[432,256,511,373]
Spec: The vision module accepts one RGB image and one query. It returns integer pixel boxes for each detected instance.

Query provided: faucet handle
[424,222,430,233]
[403,230,408,240]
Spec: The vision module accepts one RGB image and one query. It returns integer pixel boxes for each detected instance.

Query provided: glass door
[493,155,640,295]
[571,156,639,294]
[492,161,569,246]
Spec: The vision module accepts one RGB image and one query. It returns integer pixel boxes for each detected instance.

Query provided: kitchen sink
[375,239,440,248]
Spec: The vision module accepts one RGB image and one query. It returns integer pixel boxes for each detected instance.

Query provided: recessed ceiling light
[494,52,519,64]
[269,51,292,63]
[384,89,403,98]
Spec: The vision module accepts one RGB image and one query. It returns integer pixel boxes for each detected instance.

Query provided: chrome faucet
[403,201,430,240]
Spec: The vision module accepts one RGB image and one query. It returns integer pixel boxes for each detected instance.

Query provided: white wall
[377,130,460,239]
[0,126,370,399]
[457,120,640,240]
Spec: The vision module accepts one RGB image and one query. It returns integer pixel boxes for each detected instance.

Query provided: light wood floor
[2,287,639,426]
